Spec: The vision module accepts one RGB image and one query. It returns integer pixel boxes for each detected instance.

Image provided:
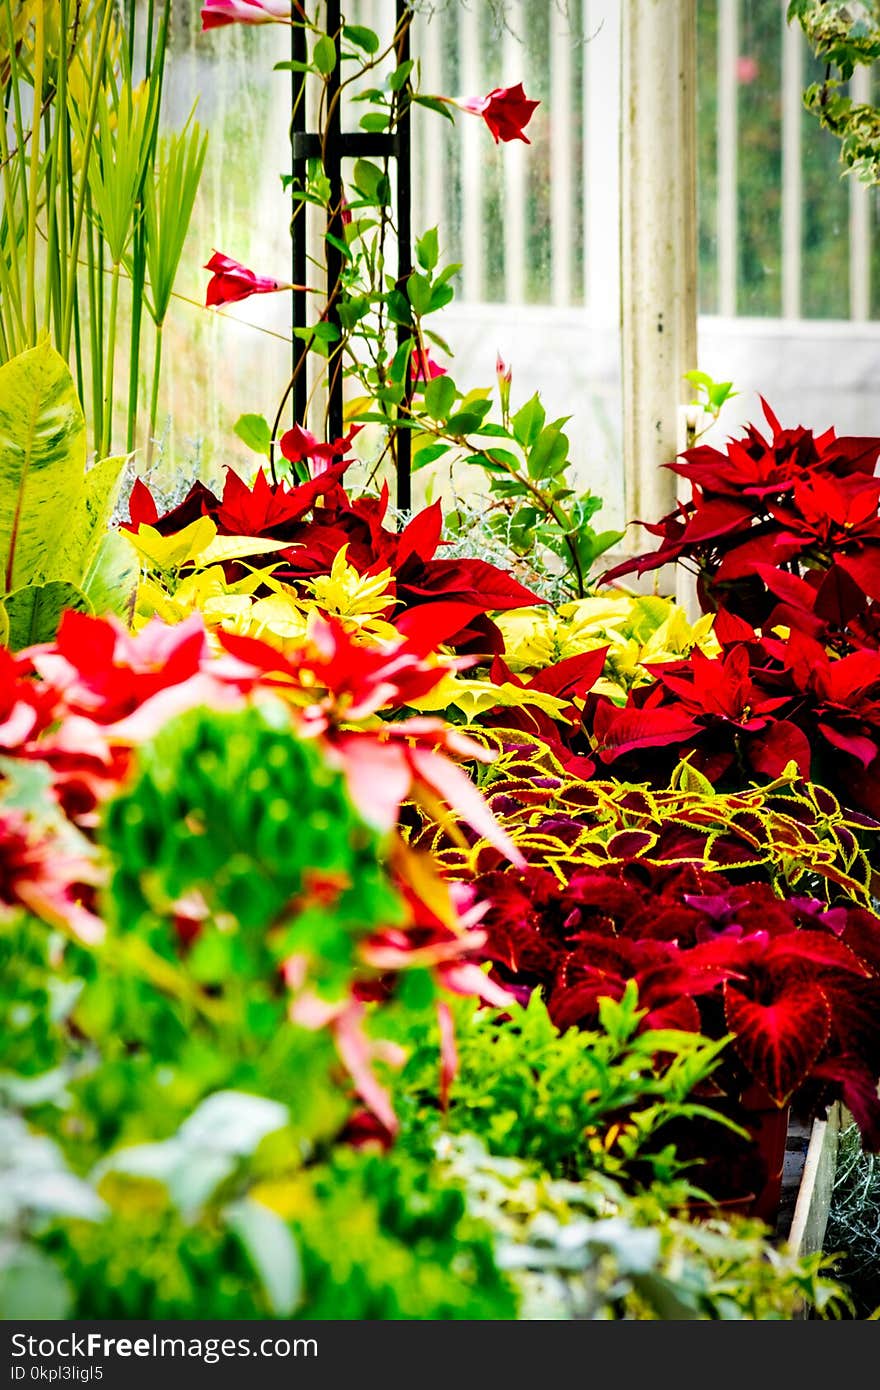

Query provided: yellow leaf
[194,534,293,566]
[123,517,217,571]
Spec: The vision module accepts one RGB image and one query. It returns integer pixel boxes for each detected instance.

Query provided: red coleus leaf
[810,1058,880,1150]
[724,977,831,1103]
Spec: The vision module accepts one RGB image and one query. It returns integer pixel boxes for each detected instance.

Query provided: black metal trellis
[290,1,413,515]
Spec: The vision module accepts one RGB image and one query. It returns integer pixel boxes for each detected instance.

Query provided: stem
[25,0,45,345]
[61,0,115,355]
[102,260,121,456]
[147,319,162,469]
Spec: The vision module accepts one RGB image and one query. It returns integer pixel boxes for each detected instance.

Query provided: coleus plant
[405,743,880,1163]
[419,755,880,1156]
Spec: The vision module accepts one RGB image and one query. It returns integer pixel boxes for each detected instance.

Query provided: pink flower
[736,55,759,84]
[204,250,290,307]
[460,83,540,144]
[201,0,296,29]
[278,422,363,477]
[410,348,447,386]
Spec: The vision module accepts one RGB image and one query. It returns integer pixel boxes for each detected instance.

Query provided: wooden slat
[850,65,872,321]
[550,3,573,308]
[503,1,527,304]
[782,16,803,319]
[717,0,738,316]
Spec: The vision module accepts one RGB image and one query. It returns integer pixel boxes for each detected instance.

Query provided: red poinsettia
[122,467,546,654]
[603,400,880,628]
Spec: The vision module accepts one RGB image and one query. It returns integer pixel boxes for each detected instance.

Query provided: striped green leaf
[2,580,93,651]
[37,453,128,585]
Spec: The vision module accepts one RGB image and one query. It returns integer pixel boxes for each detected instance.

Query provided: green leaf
[424,374,457,419]
[412,95,455,121]
[81,530,139,621]
[446,408,489,435]
[225,1199,302,1317]
[352,158,386,201]
[313,35,337,75]
[343,24,379,55]
[359,112,390,133]
[234,413,272,457]
[527,424,569,481]
[407,272,433,317]
[389,58,414,92]
[512,393,546,448]
[416,227,440,272]
[411,442,449,472]
[388,337,414,386]
[37,453,127,587]
[3,581,93,650]
[0,341,88,595]
[0,603,7,646]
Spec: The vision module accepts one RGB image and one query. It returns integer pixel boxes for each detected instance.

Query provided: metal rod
[288,0,414,517]
[291,13,308,426]
[395,0,413,515]
[325,0,344,441]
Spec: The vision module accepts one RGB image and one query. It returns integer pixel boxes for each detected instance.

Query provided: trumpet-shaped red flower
[201,0,296,29]
[278,422,363,477]
[410,349,447,386]
[460,83,540,144]
[204,250,291,307]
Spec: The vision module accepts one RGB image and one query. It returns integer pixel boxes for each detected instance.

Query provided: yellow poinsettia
[306,546,399,641]
[134,564,271,630]
[123,517,291,574]
[495,592,719,705]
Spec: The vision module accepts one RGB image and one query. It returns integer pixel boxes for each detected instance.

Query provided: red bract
[603,400,880,630]
[0,807,103,945]
[461,83,540,144]
[204,251,292,307]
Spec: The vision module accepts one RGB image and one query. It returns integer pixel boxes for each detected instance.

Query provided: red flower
[278,422,363,478]
[204,251,291,307]
[461,83,540,144]
[410,349,447,386]
[201,0,296,29]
